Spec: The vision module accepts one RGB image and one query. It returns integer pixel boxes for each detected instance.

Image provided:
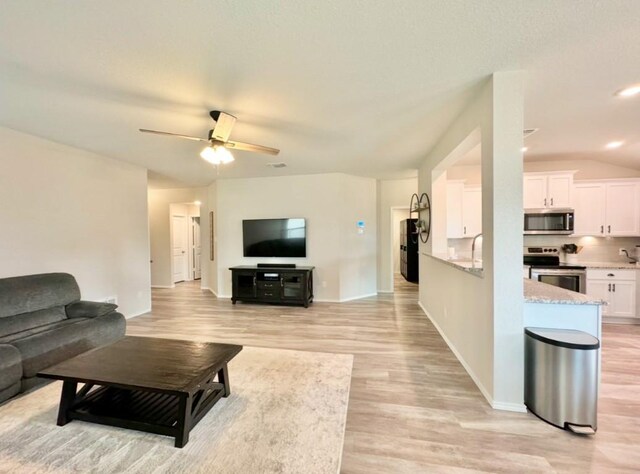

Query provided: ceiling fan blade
[139,129,208,142]
[225,140,280,155]
[209,111,237,142]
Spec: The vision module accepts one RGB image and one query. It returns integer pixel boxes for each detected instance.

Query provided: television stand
[229,265,314,308]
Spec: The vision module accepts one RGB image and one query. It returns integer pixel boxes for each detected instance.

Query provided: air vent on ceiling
[523,128,539,138]
[267,162,287,168]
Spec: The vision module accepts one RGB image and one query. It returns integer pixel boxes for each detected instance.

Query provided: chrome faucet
[471,233,483,268]
[621,249,638,264]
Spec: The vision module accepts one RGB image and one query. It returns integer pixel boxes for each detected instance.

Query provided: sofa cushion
[0,344,22,391]
[0,318,80,344]
[65,301,118,319]
[0,381,21,404]
[0,306,68,338]
[10,311,126,378]
[0,273,80,318]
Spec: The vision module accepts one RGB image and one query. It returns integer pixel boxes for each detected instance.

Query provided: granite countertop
[423,253,484,277]
[524,278,604,305]
[577,261,640,270]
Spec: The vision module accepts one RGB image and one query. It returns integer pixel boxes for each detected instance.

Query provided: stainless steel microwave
[524,208,574,235]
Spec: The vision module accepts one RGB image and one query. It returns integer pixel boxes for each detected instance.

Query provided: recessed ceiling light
[615,84,640,97]
[521,147,528,152]
[605,141,624,149]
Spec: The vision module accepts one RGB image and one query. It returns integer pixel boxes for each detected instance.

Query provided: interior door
[172,215,188,283]
[192,217,201,280]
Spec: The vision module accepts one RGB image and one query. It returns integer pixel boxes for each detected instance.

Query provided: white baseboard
[151,284,175,289]
[339,292,379,302]
[418,301,526,413]
[603,316,640,325]
[315,293,378,303]
[377,290,394,294]
[125,307,151,319]
[492,401,527,413]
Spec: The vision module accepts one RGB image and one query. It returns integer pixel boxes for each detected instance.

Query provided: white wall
[0,127,151,317]
[148,188,207,288]
[418,72,525,411]
[448,158,640,184]
[376,178,418,292]
[211,173,377,302]
[339,175,378,301]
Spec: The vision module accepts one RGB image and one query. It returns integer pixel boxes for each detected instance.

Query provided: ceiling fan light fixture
[200,145,234,165]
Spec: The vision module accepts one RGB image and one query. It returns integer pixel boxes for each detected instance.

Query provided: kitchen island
[524,278,603,339]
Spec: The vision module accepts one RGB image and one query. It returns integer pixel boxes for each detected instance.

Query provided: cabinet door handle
[613,283,616,292]
[600,225,604,234]
[608,225,611,234]
[550,197,554,206]
[253,276,257,286]
[608,283,611,292]
[463,226,466,235]
[544,198,547,207]
[607,273,614,277]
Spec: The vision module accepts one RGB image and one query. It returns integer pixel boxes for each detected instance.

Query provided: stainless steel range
[524,246,586,294]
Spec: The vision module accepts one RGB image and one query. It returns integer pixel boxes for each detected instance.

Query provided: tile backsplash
[448,235,640,263]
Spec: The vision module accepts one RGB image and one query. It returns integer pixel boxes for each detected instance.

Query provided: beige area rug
[0,347,353,474]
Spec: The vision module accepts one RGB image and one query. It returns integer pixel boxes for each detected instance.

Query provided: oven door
[530,268,586,294]
[524,209,574,235]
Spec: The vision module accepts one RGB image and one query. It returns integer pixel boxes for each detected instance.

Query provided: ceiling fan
[139,110,280,165]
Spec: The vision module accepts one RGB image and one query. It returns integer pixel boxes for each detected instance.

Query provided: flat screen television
[242,218,306,258]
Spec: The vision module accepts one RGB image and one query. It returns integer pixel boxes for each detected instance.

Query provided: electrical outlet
[104,296,118,305]
[619,248,626,256]
[321,281,327,288]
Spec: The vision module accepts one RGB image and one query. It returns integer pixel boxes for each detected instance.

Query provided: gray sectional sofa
[0,273,125,403]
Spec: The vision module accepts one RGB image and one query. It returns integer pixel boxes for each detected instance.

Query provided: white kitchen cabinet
[573,183,606,235]
[462,186,482,237]
[446,182,482,238]
[605,181,640,236]
[523,172,573,209]
[573,180,640,237]
[446,181,464,238]
[587,269,637,319]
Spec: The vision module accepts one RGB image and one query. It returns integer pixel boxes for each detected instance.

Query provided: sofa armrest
[65,300,118,319]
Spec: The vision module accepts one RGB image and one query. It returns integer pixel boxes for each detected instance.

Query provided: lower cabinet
[586,269,637,319]
[230,266,314,307]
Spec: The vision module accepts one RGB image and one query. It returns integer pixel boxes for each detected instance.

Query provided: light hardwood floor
[128,276,640,473]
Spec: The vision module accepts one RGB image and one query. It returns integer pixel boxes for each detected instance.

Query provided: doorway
[170,203,201,284]
[390,206,418,293]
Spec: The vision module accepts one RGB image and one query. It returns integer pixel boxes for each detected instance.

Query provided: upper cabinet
[447,182,482,238]
[574,180,640,236]
[523,172,573,209]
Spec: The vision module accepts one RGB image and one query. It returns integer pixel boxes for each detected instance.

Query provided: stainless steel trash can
[524,327,600,434]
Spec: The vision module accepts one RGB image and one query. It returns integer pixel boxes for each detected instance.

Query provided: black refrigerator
[400,218,419,283]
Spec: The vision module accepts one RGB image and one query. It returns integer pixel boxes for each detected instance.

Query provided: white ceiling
[1,1,639,187]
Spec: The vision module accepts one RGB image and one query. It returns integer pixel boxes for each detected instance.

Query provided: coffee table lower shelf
[56,375,228,448]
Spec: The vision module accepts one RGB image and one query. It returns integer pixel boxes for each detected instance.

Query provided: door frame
[189,215,201,280]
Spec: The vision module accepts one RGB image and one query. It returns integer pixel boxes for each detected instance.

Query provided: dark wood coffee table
[38,336,242,448]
